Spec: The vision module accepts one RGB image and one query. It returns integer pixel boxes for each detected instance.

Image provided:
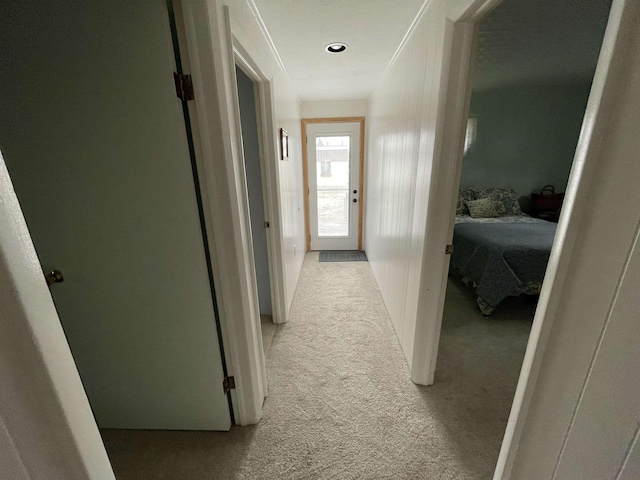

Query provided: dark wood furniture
[531,185,564,223]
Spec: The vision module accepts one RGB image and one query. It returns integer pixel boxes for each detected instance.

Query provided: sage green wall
[461,81,592,211]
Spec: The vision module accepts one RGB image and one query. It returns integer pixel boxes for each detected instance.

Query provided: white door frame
[410,0,502,387]
[493,1,636,476]
[302,117,366,252]
[411,0,631,478]
[232,39,288,328]
[306,122,361,251]
[176,0,271,425]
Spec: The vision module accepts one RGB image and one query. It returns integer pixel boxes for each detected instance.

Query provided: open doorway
[234,65,277,354]
[433,0,613,469]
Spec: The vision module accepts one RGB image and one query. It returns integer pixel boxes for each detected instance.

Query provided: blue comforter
[451,217,557,314]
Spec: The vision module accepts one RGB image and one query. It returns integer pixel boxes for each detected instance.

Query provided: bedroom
[434,0,613,461]
[445,0,613,316]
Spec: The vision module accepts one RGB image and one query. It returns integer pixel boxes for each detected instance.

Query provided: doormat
[319,251,368,262]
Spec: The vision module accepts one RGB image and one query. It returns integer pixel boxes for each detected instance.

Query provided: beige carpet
[101,252,533,479]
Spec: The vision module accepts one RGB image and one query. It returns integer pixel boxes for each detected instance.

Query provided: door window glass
[315,136,350,237]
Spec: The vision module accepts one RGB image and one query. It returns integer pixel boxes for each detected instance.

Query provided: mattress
[451,215,557,314]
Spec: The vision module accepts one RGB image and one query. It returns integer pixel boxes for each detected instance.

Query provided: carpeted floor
[101,252,533,479]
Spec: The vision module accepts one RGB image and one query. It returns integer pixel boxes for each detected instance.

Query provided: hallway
[102,253,530,479]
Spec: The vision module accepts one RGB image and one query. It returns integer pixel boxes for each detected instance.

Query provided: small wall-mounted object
[280,128,289,161]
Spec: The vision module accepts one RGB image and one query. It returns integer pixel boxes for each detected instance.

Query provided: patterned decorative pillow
[456,187,480,215]
[477,187,522,216]
[466,198,499,218]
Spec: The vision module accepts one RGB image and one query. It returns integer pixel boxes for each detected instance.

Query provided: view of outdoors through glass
[316,136,350,237]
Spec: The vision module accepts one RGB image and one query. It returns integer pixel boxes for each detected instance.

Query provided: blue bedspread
[451,217,557,313]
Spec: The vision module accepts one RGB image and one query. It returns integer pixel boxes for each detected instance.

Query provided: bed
[451,187,557,315]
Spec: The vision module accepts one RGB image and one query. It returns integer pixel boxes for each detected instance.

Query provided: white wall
[365,0,450,369]
[0,154,114,479]
[226,0,305,315]
[301,101,368,118]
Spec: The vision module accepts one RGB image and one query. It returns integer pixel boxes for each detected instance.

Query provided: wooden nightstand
[534,211,561,223]
[532,185,564,223]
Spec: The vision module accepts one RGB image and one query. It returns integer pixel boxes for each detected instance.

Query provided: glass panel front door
[315,136,350,237]
[306,121,360,251]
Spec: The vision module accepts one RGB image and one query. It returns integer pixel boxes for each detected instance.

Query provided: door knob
[45,269,64,286]
[352,199,357,203]
[353,189,358,194]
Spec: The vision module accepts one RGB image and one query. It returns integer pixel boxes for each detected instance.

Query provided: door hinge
[223,376,235,394]
[445,244,454,255]
[264,221,270,228]
[173,72,194,101]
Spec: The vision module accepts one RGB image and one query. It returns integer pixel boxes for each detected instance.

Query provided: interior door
[0,0,231,430]
[307,122,361,250]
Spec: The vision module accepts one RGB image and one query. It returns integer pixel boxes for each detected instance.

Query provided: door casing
[306,121,361,251]
[409,0,631,478]
[302,117,366,252]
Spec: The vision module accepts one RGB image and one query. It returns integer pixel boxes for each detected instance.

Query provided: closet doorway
[235,65,273,320]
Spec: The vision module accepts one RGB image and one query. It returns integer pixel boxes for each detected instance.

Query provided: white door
[0,0,230,430]
[307,122,361,250]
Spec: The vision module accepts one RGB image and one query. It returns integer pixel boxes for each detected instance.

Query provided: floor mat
[318,250,368,262]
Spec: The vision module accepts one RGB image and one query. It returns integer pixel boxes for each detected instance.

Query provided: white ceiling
[252,0,613,102]
[473,0,613,91]
[252,0,424,102]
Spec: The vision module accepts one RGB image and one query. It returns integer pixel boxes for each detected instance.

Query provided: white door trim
[301,117,366,252]
[493,1,636,477]
[411,17,479,386]
[233,39,288,327]
[177,0,266,425]
[409,0,631,479]
[410,2,496,385]
[406,0,501,390]
[307,122,361,251]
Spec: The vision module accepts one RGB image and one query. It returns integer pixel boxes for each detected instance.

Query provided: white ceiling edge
[245,0,290,80]
[366,0,431,103]
[250,0,431,104]
[383,0,432,75]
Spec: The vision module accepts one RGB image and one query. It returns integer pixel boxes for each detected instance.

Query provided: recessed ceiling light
[325,42,348,54]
